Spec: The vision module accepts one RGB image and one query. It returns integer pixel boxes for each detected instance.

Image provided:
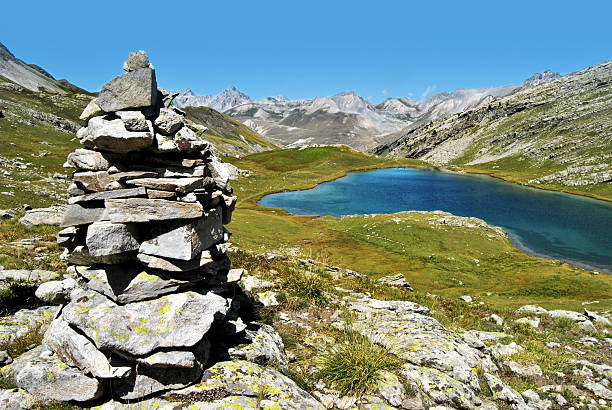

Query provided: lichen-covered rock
[503,360,542,377]
[377,273,413,290]
[0,306,56,345]
[75,264,204,304]
[8,346,104,402]
[167,360,324,409]
[228,324,288,369]
[402,364,481,409]
[116,110,148,131]
[62,290,230,355]
[347,295,494,388]
[0,269,59,286]
[483,373,526,407]
[0,388,37,410]
[43,317,131,379]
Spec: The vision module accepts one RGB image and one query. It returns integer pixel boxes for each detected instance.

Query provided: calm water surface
[259,168,612,273]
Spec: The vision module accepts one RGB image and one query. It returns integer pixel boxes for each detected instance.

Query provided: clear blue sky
[2,0,611,103]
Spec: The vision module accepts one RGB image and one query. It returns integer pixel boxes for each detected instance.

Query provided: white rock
[35,278,77,304]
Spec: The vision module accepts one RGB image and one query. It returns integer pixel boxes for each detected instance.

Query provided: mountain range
[172,72,561,151]
[374,61,612,195]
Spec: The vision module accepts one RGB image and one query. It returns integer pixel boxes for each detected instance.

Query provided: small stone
[504,360,543,377]
[257,291,279,306]
[116,110,149,131]
[79,99,103,121]
[515,316,540,328]
[123,50,151,72]
[137,252,229,273]
[227,268,247,282]
[63,245,135,265]
[459,295,472,303]
[35,278,77,304]
[0,350,12,365]
[63,148,112,171]
[516,305,548,315]
[486,314,504,326]
[154,107,184,135]
[377,273,413,290]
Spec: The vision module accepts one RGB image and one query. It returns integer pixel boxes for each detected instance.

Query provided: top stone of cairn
[123,50,153,72]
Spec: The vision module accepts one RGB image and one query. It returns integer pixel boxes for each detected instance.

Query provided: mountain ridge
[173,71,560,151]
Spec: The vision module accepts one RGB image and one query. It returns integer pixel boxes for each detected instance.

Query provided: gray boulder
[62,290,230,356]
[95,67,157,112]
[80,116,154,154]
[229,324,288,369]
[156,125,208,153]
[63,148,112,171]
[9,346,104,402]
[19,205,66,227]
[154,107,184,135]
[43,317,131,379]
[116,110,149,131]
[123,50,152,72]
[35,278,77,304]
[86,221,140,257]
[484,373,526,406]
[139,207,223,261]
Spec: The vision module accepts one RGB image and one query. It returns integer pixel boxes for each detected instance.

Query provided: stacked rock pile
[8,51,251,402]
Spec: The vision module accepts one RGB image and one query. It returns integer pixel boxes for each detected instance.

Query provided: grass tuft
[317,327,401,396]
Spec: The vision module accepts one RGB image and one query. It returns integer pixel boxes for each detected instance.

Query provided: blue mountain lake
[259,168,612,273]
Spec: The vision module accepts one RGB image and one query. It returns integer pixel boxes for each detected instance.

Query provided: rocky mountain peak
[523,70,562,87]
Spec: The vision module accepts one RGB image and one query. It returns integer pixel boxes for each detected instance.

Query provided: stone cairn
[11,51,252,402]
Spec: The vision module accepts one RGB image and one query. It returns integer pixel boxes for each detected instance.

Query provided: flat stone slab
[137,252,229,273]
[19,205,66,227]
[128,177,204,193]
[63,245,135,265]
[105,198,203,222]
[62,290,230,356]
[60,204,107,227]
[68,187,146,204]
[73,170,157,192]
[76,264,204,304]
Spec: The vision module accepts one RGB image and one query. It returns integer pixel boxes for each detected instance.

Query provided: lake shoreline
[259,167,612,276]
